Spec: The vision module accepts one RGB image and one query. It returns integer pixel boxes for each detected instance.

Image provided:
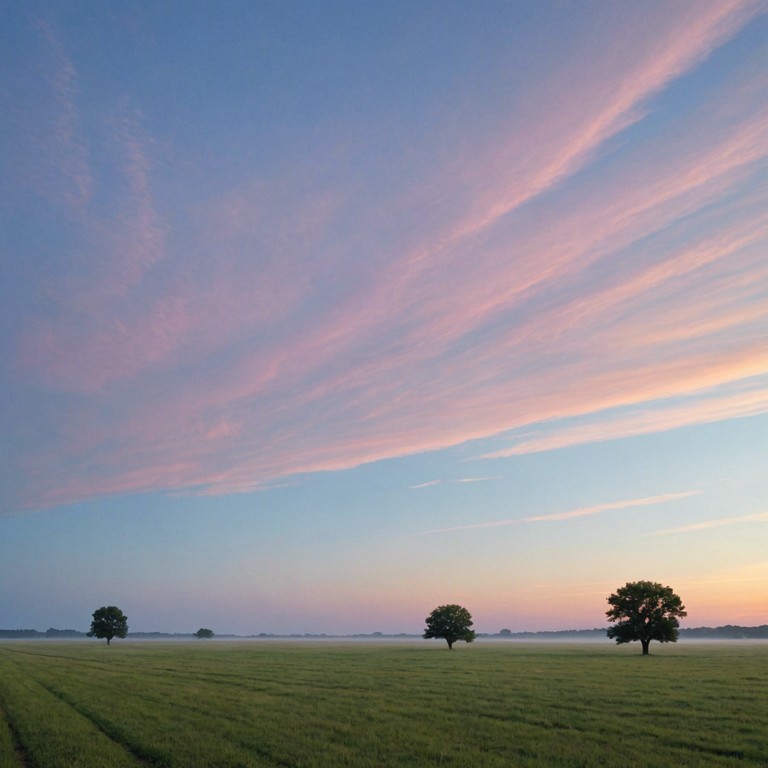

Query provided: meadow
[0,640,766,767]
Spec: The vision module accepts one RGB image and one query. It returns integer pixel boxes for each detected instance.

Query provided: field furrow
[0,654,144,768]
[0,702,29,768]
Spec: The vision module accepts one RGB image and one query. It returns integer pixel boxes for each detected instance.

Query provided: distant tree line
[0,628,87,638]
[0,628,229,639]
[483,628,609,639]
[679,625,768,640]
[3,625,768,641]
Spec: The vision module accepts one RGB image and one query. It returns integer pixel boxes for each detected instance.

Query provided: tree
[194,627,214,639]
[423,604,476,649]
[606,581,686,655]
[87,606,128,646]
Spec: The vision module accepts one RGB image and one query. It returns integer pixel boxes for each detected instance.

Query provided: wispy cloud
[481,379,768,458]
[653,511,768,536]
[399,0,765,266]
[455,476,502,484]
[23,19,93,211]
[410,477,501,490]
[526,492,702,522]
[103,102,166,295]
[5,4,768,512]
[415,492,700,535]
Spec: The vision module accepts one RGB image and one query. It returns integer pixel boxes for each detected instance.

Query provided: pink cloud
[7,2,768,511]
[483,381,768,458]
[396,0,765,268]
[22,19,94,211]
[101,103,166,295]
[17,149,345,394]
[395,107,768,360]
[18,293,192,393]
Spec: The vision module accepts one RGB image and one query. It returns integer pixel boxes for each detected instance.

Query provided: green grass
[0,698,24,768]
[0,640,766,767]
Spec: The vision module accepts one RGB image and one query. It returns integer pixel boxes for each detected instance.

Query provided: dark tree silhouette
[87,606,128,646]
[606,581,686,655]
[423,604,476,649]
[194,627,214,639]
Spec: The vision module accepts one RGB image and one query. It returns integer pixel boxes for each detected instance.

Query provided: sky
[1,0,767,636]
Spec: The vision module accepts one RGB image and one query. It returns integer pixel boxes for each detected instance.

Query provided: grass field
[0,640,766,767]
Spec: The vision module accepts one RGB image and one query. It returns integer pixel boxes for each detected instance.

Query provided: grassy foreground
[0,640,766,767]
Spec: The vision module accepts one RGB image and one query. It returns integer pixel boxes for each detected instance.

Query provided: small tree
[423,604,476,649]
[194,628,214,639]
[87,606,128,646]
[606,581,686,655]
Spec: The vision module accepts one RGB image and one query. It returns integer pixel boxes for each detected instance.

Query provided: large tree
[194,627,214,639]
[423,604,476,649]
[87,605,128,646]
[606,581,686,655]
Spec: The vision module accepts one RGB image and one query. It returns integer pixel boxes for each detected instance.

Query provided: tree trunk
[641,639,650,655]
[446,639,453,650]
[107,637,111,646]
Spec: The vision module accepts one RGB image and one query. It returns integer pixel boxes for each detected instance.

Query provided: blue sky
[2,1,767,635]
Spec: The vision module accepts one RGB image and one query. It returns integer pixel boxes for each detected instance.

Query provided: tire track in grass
[0,653,144,768]
[36,679,296,768]
[32,680,171,768]
[0,703,31,768]
[2,652,297,768]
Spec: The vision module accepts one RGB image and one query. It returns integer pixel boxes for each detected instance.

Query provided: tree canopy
[87,605,128,646]
[606,581,686,654]
[194,628,214,639]
[423,604,476,649]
